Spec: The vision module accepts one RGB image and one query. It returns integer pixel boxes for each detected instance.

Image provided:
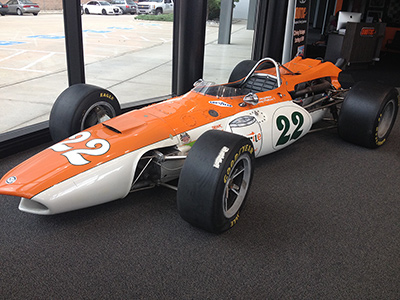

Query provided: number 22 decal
[50,132,110,166]
[276,112,304,146]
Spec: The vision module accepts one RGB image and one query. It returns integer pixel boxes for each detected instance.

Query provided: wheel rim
[222,154,252,218]
[81,101,116,131]
[377,99,396,139]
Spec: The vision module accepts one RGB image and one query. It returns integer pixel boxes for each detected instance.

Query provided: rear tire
[338,81,399,148]
[85,8,89,14]
[228,60,257,83]
[49,84,121,142]
[177,130,255,233]
[228,59,274,83]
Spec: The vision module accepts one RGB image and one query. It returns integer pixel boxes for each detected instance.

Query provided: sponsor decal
[209,101,233,108]
[212,124,223,130]
[259,96,275,103]
[5,176,17,184]
[248,131,262,143]
[180,132,191,144]
[213,146,229,169]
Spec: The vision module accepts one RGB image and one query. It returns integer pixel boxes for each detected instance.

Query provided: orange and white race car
[0,57,398,233]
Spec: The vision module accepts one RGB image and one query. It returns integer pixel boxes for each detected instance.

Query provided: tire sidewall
[372,94,399,147]
[177,130,255,233]
[49,84,121,142]
[211,147,254,232]
[338,81,399,148]
[71,94,119,133]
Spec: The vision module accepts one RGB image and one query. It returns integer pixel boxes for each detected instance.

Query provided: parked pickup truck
[137,0,173,15]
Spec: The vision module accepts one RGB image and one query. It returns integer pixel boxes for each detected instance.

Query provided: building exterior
[35,0,62,10]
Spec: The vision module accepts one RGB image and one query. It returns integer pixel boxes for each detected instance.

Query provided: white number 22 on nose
[50,132,110,166]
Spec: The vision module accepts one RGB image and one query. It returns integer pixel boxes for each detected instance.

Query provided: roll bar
[241,57,282,88]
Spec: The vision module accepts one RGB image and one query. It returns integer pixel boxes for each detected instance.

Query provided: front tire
[49,84,121,142]
[16,8,23,15]
[85,8,90,14]
[177,130,255,233]
[338,81,399,148]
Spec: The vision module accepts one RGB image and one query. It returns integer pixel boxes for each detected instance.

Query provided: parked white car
[137,0,173,15]
[83,1,121,15]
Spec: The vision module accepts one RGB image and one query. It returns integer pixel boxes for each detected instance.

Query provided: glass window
[0,11,68,134]
[0,1,254,138]
[81,6,173,106]
[203,0,254,84]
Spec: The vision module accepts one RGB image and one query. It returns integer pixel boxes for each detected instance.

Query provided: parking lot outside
[23,0,61,10]
[0,14,175,86]
[0,13,253,134]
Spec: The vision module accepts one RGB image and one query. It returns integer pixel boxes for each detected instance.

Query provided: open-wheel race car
[0,56,398,233]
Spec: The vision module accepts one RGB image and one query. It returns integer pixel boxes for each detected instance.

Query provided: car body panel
[0,57,342,214]
[18,137,178,215]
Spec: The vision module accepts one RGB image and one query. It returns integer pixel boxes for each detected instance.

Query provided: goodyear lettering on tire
[223,144,254,184]
[375,113,385,146]
[230,213,240,228]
